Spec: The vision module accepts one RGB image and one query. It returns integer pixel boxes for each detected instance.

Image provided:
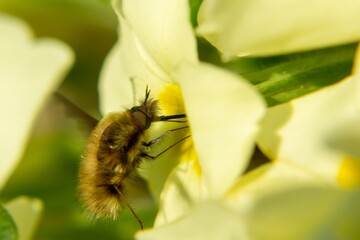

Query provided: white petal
[242,187,343,240]
[326,117,360,161]
[227,170,360,239]
[224,163,348,239]
[257,76,358,186]
[323,44,360,178]
[99,0,197,113]
[99,20,167,113]
[98,43,133,113]
[0,13,74,189]
[323,189,360,238]
[331,44,360,159]
[198,0,360,56]
[136,202,244,240]
[352,43,360,111]
[153,160,207,226]
[120,0,197,73]
[5,196,43,240]
[173,62,266,197]
[224,161,329,213]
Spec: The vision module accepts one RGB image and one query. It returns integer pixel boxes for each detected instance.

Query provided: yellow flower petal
[223,161,359,239]
[136,202,244,240]
[224,161,327,213]
[324,44,360,162]
[99,0,197,113]
[241,187,342,240]
[0,13,74,189]
[173,62,266,197]
[5,196,43,240]
[153,160,207,227]
[120,0,197,73]
[198,0,360,56]
[98,42,135,113]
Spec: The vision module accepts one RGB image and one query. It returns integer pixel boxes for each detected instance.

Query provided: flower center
[157,84,201,176]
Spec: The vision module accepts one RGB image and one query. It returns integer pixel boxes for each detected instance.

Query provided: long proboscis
[155,114,187,122]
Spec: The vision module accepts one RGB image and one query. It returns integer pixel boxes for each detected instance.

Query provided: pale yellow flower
[99,0,360,239]
[0,13,74,240]
[100,0,266,201]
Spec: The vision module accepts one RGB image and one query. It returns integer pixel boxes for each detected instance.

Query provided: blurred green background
[0,0,157,239]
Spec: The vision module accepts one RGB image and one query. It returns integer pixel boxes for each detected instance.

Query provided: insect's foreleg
[142,126,189,147]
[141,135,191,160]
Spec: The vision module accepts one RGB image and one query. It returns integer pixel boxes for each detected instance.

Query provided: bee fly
[78,87,188,230]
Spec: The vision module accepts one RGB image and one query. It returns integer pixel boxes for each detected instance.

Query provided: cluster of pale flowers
[100,0,360,239]
[2,0,360,239]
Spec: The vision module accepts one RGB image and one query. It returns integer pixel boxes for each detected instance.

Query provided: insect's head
[130,87,159,130]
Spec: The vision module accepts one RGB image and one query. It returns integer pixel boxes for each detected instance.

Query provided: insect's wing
[53,92,99,130]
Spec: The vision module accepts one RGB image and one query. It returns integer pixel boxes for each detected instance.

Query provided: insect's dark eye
[131,109,151,130]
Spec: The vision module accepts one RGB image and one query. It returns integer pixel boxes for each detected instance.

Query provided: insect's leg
[114,185,144,230]
[142,126,189,147]
[160,119,187,123]
[117,172,129,186]
[141,135,191,160]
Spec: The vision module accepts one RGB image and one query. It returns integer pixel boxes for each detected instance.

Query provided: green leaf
[189,0,203,27]
[223,43,357,106]
[0,203,18,240]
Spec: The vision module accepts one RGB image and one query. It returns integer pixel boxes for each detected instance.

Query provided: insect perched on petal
[78,87,187,229]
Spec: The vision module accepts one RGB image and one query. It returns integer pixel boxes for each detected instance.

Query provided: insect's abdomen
[79,155,122,219]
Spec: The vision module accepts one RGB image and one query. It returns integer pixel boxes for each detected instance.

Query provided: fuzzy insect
[78,87,187,229]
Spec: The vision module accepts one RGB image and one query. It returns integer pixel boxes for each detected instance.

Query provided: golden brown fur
[78,92,159,221]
